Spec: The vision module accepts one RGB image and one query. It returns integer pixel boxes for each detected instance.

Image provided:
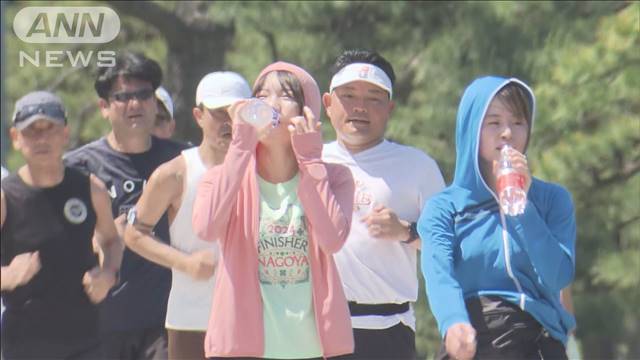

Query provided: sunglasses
[109,88,154,103]
[13,103,66,124]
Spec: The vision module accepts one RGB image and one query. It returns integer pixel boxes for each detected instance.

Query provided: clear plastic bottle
[496,144,527,216]
[238,99,280,129]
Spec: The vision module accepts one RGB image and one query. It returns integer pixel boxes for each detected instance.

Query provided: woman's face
[254,71,302,144]
[478,97,529,176]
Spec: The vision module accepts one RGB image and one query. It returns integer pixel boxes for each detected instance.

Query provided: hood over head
[452,76,535,204]
[255,61,321,120]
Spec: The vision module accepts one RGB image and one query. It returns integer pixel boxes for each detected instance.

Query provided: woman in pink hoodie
[193,62,355,359]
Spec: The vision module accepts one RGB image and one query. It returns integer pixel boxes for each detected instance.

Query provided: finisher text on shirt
[258,212,309,287]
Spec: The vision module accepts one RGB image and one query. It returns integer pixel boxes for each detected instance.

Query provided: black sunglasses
[110,88,154,103]
[13,103,66,124]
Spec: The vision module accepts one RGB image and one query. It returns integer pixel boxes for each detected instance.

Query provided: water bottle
[238,99,280,129]
[496,144,527,216]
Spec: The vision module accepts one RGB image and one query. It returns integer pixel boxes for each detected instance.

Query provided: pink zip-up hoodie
[193,62,355,358]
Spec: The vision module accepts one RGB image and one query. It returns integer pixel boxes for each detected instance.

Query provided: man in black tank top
[64,52,188,359]
[1,91,123,359]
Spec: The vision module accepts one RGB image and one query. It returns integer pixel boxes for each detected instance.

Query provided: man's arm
[82,174,123,303]
[1,189,42,291]
[89,174,123,273]
[361,205,421,249]
[124,159,216,280]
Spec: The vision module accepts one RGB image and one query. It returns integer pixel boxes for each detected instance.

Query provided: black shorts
[436,296,567,360]
[100,326,168,360]
[342,322,416,360]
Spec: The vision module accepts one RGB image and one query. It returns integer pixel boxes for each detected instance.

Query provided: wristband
[127,207,155,234]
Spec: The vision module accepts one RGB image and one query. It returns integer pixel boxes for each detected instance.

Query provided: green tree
[532,4,640,358]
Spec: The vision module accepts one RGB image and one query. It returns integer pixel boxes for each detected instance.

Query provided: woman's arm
[512,183,576,292]
[290,109,354,254]
[419,197,477,360]
[418,197,470,337]
[192,122,258,242]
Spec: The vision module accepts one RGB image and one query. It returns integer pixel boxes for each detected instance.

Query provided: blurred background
[1,1,638,358]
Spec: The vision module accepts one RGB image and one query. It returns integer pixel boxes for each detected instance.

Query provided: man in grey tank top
[123,71,251,359]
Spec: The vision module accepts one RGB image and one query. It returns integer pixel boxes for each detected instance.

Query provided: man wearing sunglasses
[1,91,123,359]
[64,52,188,360]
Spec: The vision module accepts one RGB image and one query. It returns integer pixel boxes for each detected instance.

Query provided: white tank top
[166,147,218,330]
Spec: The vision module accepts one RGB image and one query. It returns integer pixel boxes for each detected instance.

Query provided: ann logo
[13,7,120,44]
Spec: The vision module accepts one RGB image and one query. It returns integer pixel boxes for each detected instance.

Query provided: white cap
[329,62,393,99]
[195,71,252,109]
[155,86,174,118]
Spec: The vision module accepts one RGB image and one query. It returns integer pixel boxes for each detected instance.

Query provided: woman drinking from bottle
[192,61,355,359]
[418,76,576,360]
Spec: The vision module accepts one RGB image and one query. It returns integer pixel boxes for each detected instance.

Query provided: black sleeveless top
[1,167,100,358]
[64,136,188,332]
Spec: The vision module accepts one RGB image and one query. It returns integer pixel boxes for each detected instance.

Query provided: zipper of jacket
[484,174,526,309]
[308,222,328,357]
[498,208,526,310]
[478,78,534,310]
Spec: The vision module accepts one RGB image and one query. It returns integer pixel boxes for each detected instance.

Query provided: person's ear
[62,126,70,147]
[98,98,110,119]
[322,93,333,117]
[322,92,332,107]
[193,107,203,126]
[388,99,395,114]
[9,127,21,150]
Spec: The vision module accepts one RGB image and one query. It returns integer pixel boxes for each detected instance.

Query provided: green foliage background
[2,1,638,358]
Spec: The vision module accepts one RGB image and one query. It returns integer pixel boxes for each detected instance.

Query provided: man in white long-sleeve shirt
[322,49,446,360]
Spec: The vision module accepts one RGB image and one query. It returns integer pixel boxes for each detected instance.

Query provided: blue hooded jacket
[418,76,576,344]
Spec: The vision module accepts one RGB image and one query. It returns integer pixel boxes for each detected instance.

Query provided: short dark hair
[330,49,396,87]
[94,51,163,100]
[495,83,532,125]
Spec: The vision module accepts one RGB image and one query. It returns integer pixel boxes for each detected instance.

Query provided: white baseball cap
[329,62,393,99]
[195,71,251,109]
[155,86,174,118]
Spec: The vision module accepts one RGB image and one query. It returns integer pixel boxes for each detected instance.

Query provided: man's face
[152,104,175,139]
[194,105,233,153]
[11,119,69,164]
[99,76,157,136]
[323,80,394,153]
